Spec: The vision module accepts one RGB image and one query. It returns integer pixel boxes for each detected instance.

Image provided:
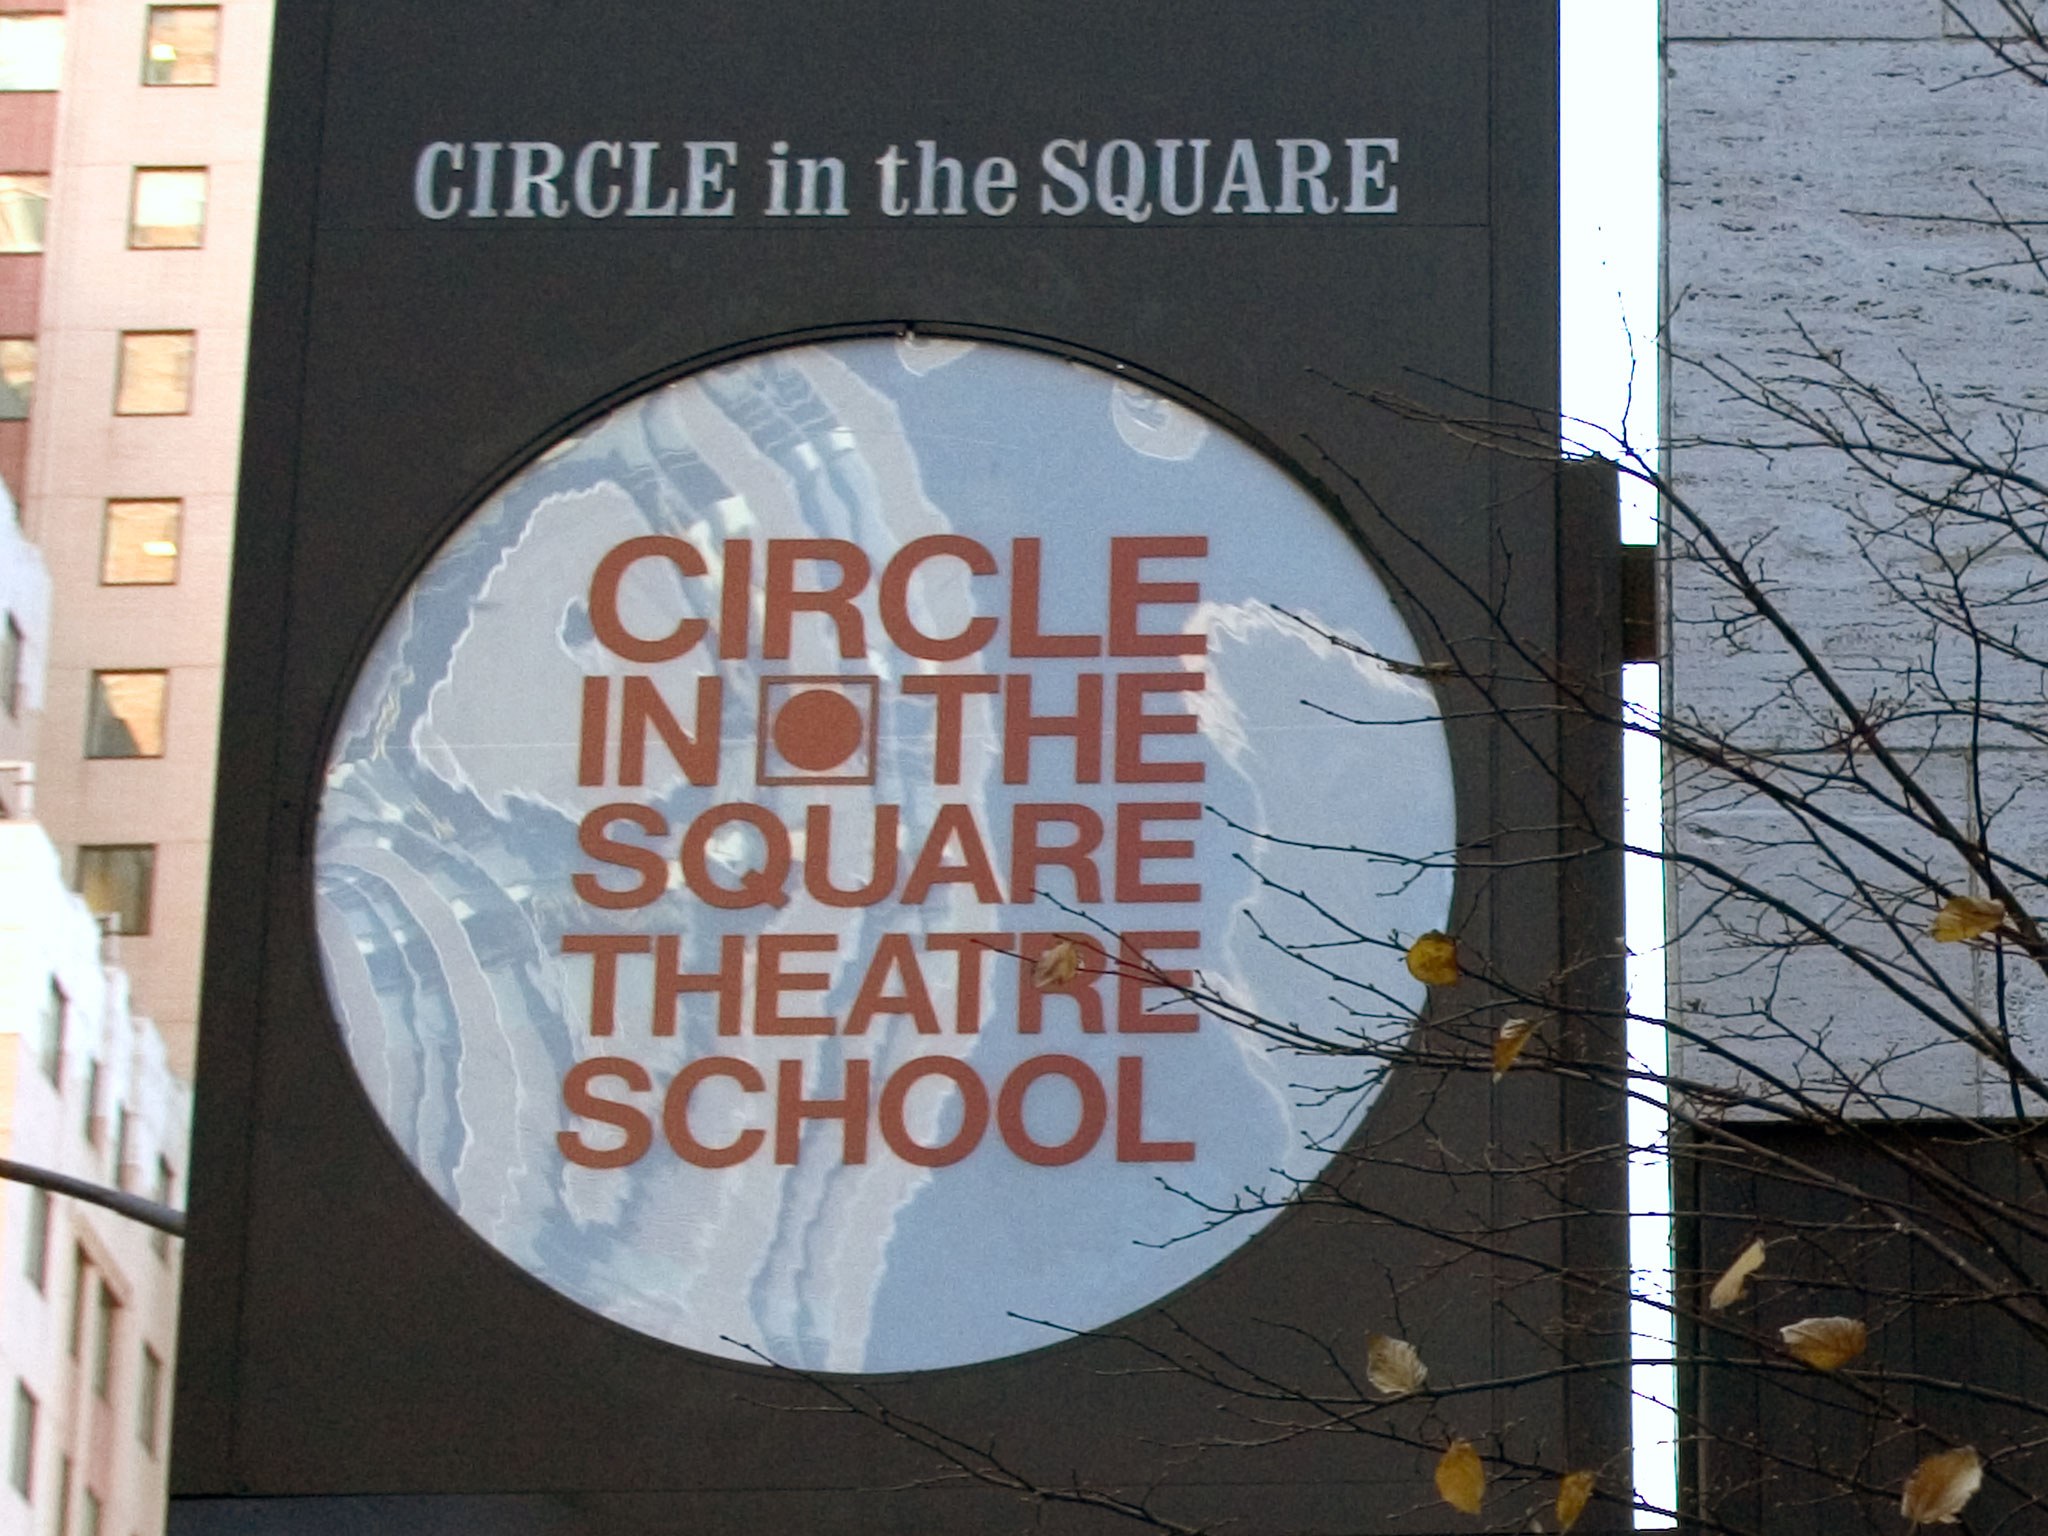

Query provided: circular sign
[314,336,1454,1373]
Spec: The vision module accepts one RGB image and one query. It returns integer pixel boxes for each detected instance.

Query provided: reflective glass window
[115,332,194,415]
[143,7,218,86]
[86,670,167,758]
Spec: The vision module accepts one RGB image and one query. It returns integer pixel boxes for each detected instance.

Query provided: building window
[136,1347,162,1454]
[114,332,194,416]
[52,1457,68,1533]
[128,168,207,249]
[91,1282,116,1398]
[82,1060,100,1143]
[76,845,155,936]
[0,174,48,253]
[80,1486,100,1536]
[0,613,19,718]
[0,338,31,420]
[85,670,168,758]
[0,16,62,91]
[66,1249,87,1356]
[37,980,63,1082]
[143,7,218,86]
[22,1188,49,1292]
[112,1106,131,1188]
[5,1382,30,1499]
[152,1159,174,1260]
[102,500,181,585]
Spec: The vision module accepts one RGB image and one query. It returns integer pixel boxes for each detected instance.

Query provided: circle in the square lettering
[312,335,1455,1374]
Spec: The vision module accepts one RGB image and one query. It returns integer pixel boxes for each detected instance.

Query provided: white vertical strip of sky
[1561,2,1674,1528]
[1563,0,1660,543]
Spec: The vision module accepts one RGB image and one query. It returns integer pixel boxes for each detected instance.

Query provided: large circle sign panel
[314,338,1455,1373]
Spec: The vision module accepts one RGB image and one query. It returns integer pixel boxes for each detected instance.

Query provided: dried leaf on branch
[1434,1438,1485,1515]
[1556,1470,1596,1533]
[1365,1333,1428,1397]
[1929,893,2005,943]
[1032,938,1081,990]
[1779,1316,1868,1371]
[1900,1446,1982,1526]
[1708,1238,1767,1310]
[1405,930,1461,986]
[1492,1016,1539,1079]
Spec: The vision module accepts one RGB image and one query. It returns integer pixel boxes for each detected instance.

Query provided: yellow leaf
[1779,1316,1867,1372]
[1708,1237,1766,1310]
[1406,931,1461,986]
[1492,1017,1539,1080]
[1434,1439,1485,1516]
[1556,1470,1596,1533]
[1930,894,2005,943]
[1033,939,1081,990]
[1365,1333,1428,1397]
[1901,1446,1981,1526]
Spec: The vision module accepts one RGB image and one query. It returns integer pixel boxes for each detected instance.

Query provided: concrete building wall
[17,0,272,1078]
[1664,3,2048,1115]
[0,820,188,1536]
[0,5,270,1528]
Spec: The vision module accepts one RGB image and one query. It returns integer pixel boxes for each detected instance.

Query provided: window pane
[102,500,181,585]
[37,980,63,1082]
[129,168,206,248]
[0,339,32,420]
[22,1188,49,1291]
[0,613,19,718]
[76,845,154,936]
[0,15,62,92]
[137,1348,162,1452]
[143,6,218,86]
[7,1382,32,1498]
[152,1159,173,1259]
[91,1284,116,1397]
[86,670,167,758]
[0,173,49,253]
[66,1249,87,1355]
[81,1488,101,1536]
[115,332,194,415]
[81,1060,98,1142]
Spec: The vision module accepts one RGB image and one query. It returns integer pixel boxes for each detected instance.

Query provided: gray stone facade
[1664,2,2048,1117]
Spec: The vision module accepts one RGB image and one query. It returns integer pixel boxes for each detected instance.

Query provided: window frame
[22,1186,49,1292]
[4,1384,28,1507]
[0,172,50,254]
[37,979,64,1083]
[0,612,19,719]
[136,1346,163,1454]
[127,165,208,250]
[0,336,33,421]
[75,844,156,937]
[5,1380,29,1500]
[142,5,219,88]
[84,668,170,760]
[101,499,182,586]
[152,1158,174,1260]
[66,1248,87,1357]
[113,330,196,417]
[0,14,64,93]
[90,1280,117,1399]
